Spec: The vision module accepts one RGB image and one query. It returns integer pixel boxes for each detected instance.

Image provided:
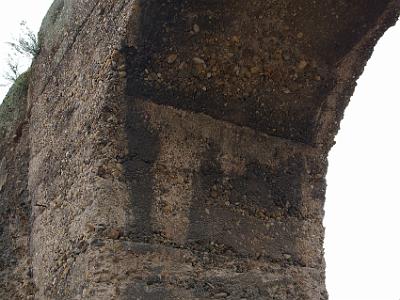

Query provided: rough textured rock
[0,0,399,299]
[0,71,33,299]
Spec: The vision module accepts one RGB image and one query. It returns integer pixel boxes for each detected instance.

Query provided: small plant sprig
[7,21,40,57]
[3,54,21,83]
[2,21,39,85]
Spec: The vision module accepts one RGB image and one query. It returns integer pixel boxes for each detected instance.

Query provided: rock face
[0,0,399,299]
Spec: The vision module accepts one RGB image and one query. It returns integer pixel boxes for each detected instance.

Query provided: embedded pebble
[297,60,308,70]
[215,292,228,298]
[193,24,200,33]
[166,54,177,64]
[193,57,206,65]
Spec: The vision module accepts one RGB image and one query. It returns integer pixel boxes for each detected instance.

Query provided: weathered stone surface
[0,72,32,299]
[0,0,399,299]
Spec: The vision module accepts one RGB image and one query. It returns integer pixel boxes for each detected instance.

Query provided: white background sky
[0,0,53,100]
[324,22,400,300]
[0,2,399,300]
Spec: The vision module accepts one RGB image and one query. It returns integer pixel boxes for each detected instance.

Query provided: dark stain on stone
[123,100,160,241]
[185,143,304,259]
[122,282,172,300]
[125,0,392,145]
[125,0,325,144]
[229,156,305,218]
[185,142,223,245]
[121,0,344,143]
[285,0,392,65]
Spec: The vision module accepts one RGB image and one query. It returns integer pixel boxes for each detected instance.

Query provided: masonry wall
[0,0,399,299]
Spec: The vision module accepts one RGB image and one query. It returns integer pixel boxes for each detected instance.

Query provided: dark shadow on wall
[284,0,392,65]
[124,0,325,144]
[123,100,160,241]
[122,0,314,262]
[117,0,392,297]
[121,283,172,300]
[186,142,305,260]
[124,0,391,145]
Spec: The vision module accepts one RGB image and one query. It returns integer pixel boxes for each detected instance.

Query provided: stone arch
[0,1,399,299]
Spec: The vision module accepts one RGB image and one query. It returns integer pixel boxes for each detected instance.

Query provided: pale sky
[324,22,400,300]
[0,0,53,100]
[0,2,399,300]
